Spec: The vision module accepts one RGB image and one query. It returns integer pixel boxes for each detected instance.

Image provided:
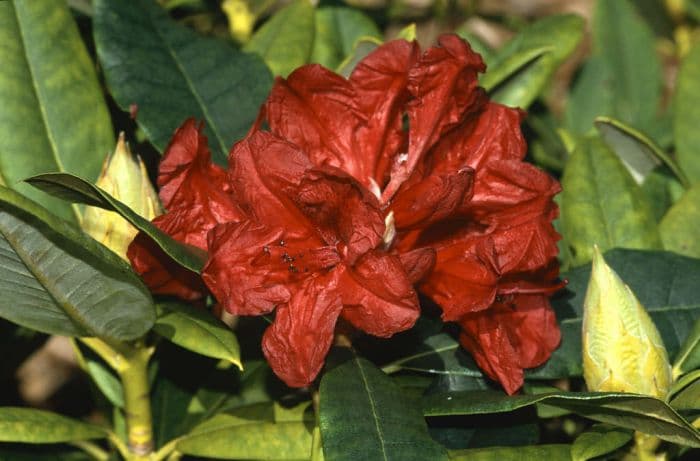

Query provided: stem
[79,338,155,460]
[118,345,155,459]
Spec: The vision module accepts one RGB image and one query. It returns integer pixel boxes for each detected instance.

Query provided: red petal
[127,120,242,298]
[350,39,419,185]
[338,251,420,337]
[228,130,313,232]
[419,234,500,321]
[202,220,338,316]
[382,34,486,202]
[458,294,561,394]
[398,247,436,283]
[262,273,343,387]
[264,66,363,178]
[292,167,384,263]
[157,119,242,230]
[392,168,474,230]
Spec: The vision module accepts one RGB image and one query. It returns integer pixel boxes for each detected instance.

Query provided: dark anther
[262,245,270,254]
[279,240,286,246]
[288,264,298,273]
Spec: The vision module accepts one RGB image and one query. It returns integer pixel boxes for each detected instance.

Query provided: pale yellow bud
[222,0,256,44]
[82,133,163,260]
[582,246,672,399]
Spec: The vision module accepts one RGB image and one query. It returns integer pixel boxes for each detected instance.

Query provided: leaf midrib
[357,358,389,461]
[0,218,92,336]
[12,3,81,223]
[148,7,228,156]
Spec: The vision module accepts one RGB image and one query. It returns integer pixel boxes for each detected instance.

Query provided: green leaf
[423,390,700,447]
[244,0,315,77]
[571,424,633,461]
[675,42,700,185]
[560,135,661,266]
[176,402,314,460]
[484,14,584,108]
[566,0,662,136]
[310,7,381,70]
[670,375,700,410]
[319,351,448,461]
[25,172,205,273]
[595,117,690,187]
[0,0,113,224]
[0,407,106,443]
[447,445,571,461]
[660,184,700,259]
[673,305,700,376]
[94,0,272,164]
[0,185,155,341]
[154,303,242,369]
[74,340,124,408]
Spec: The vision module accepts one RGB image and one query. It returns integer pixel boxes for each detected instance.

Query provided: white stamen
[383,211,396,249]
[397,153,408,164]
[368,177,381,199]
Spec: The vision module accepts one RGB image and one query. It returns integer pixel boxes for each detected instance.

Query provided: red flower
[128,34,562,393]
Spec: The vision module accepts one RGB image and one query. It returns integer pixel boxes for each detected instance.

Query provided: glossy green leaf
[571,424,632,461]
[675,42,700,184]
[310,6,380,70]
[660,184,700,259]
[670,376,700,410]
[25,172,205,273]
[485,14,584,108]
[560,135,661,266]
[673,304,700,377]
[0,407,106,443]
[154,303,242,369]
[177,402,313,460]
[423,390,700,447]
[566,0,661,136]
[244,0,315,77]
[0,0,113,224]
[320,352,448,461]
[0,185,155,341]
[94,0,272,164]
[448,445,571,461]
[595,117,690,187]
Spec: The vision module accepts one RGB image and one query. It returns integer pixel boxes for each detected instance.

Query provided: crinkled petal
[382,34,486,202]
[392,168,474,230]
[264,66,362,176]
[202,220,338,315]
[469,159,561,227]
[398,247,436,283]
[338,251,420,337]
[350,39,419,185]
[458,294,561,394]
[490,216,560,275]
[293,167,384,263]
[262,273,343,387]
[419,234,500,320]
[228,130,313,233]
[157,119,242,225]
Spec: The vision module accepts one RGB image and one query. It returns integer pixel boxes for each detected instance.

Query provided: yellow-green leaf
[0,407,106,443]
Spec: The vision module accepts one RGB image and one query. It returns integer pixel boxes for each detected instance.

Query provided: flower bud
[582,246,672,399]
[82,133,162,260]
[222,0,256,44]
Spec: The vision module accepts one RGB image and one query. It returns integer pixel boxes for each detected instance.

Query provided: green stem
[118,344,155,459]
[79,338,155,460]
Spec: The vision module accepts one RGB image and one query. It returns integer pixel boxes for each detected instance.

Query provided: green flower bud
[582,246,672,399]
[82,133,162,260]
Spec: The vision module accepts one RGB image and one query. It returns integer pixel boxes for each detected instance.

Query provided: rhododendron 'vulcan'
[128,34,562,394]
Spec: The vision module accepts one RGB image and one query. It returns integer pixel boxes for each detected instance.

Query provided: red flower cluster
[128,34,561,394]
